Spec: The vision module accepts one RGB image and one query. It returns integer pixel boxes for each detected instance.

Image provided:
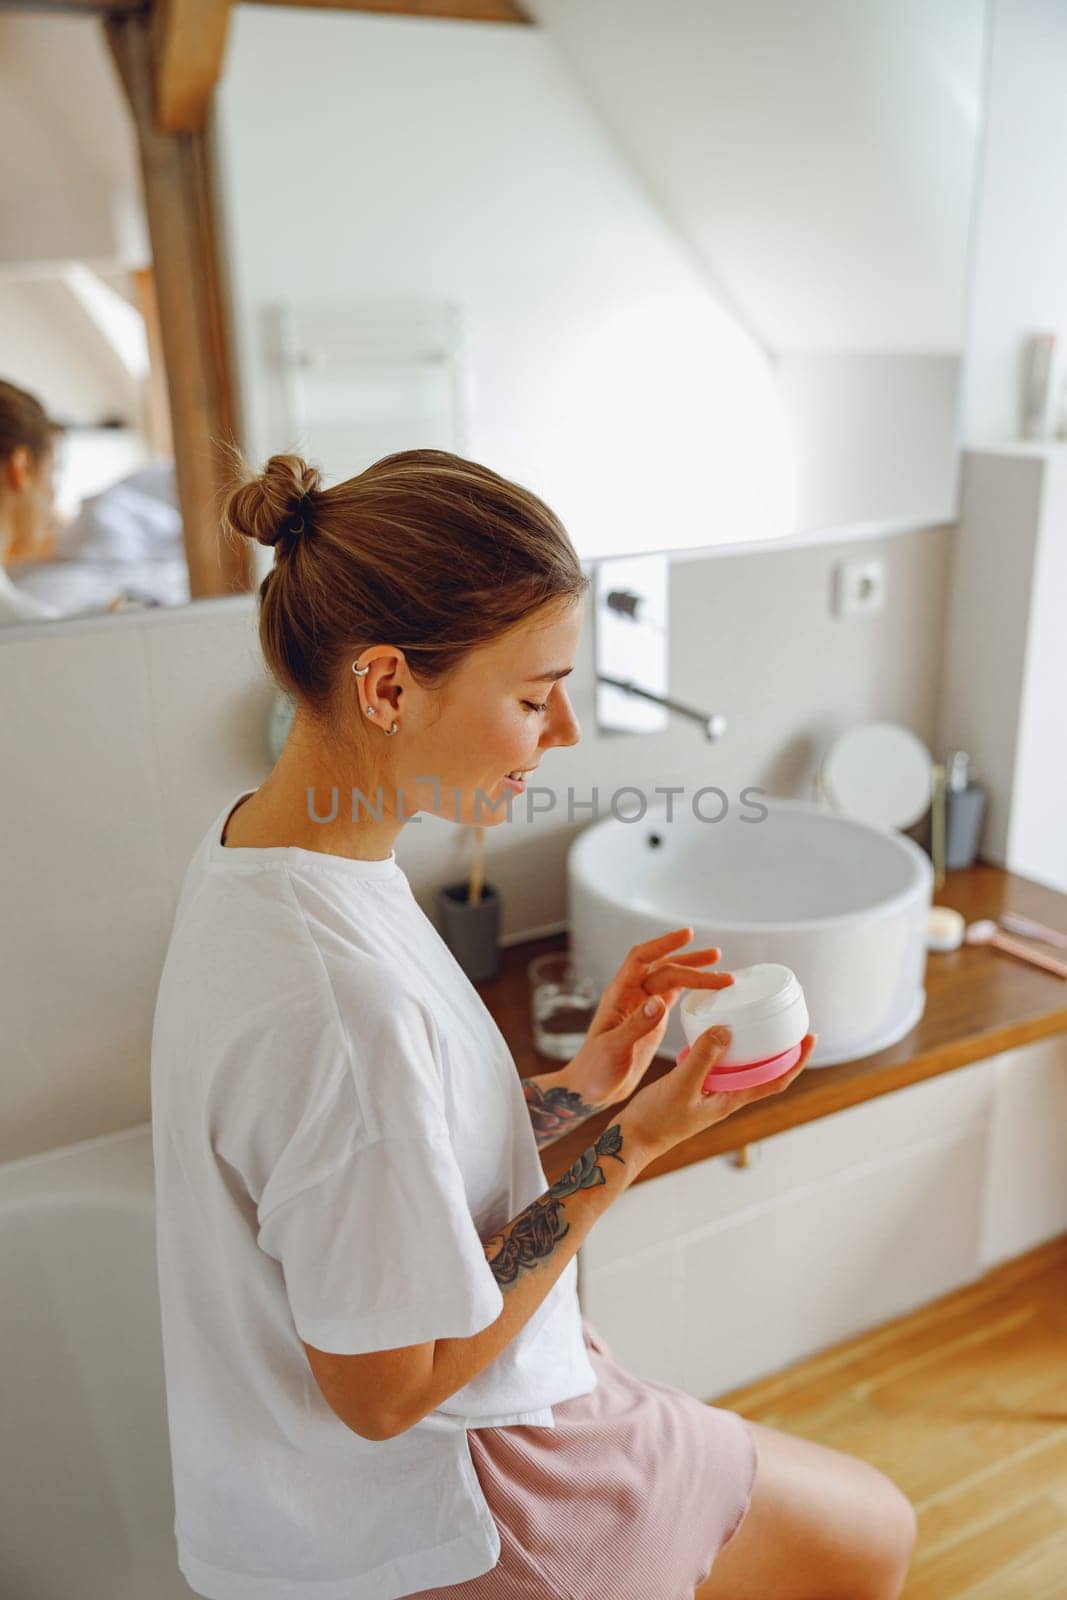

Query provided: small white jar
[679,963,810,1089]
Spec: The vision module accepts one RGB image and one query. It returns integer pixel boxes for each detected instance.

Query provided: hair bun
[223,452,323,550]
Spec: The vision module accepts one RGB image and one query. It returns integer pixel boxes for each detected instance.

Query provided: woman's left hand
[566,928,734,1110]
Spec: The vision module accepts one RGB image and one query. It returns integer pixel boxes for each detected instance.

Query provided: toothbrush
[468,824,485,906]
[964,919,1067,978]
[999,910,1067,951]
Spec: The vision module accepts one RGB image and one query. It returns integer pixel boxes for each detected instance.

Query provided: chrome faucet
[595,673,727,742]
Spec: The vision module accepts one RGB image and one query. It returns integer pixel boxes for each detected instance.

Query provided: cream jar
[679,963,810,1090]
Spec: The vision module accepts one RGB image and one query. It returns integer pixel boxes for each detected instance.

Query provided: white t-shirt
[150,791,596,1600]
[0,565,61,623]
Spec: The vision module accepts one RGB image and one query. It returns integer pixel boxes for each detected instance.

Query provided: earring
[357,663,398,732]
[364,703,399,734]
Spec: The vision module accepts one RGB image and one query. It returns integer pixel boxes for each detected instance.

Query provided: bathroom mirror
[215,0,989,582]
[1,0,990,628]
[0,11,188,627]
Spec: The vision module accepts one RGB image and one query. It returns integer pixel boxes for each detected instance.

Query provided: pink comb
[1000,910,1067,951]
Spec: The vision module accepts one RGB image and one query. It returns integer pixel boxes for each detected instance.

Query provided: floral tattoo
[522,1077,600,1148]
[484,1123,626,1288]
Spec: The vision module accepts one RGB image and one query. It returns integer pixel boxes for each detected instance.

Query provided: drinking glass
[528,952,599,1060]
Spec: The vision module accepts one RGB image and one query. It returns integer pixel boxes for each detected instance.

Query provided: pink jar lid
[676,1038,804,1091]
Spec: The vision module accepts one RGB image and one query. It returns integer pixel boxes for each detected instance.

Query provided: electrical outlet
[834,557,886,617]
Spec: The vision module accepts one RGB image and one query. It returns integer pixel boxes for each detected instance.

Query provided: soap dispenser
[943,749,988,870]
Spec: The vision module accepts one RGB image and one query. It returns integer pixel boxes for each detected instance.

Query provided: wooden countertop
[474,860,1067,1187]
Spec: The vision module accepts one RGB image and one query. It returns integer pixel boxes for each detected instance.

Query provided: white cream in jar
[679,962,810,1090]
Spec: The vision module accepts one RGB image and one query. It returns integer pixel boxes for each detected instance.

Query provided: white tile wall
[1,621,174,1160]
[140,599,276,900]
[0,524,952,1165]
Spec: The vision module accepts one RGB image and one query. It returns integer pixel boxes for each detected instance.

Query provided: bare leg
[695,1418,917,1600]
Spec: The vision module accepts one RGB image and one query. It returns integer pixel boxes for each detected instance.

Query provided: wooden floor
[713,1235,1067,1599]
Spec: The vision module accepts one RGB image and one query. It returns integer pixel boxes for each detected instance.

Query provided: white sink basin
[567,796,933,1067]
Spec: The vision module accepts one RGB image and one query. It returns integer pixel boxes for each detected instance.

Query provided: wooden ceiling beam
[152,0,233,133]
[106,7,249,600]
[0,1,147,14]
[0,0,530,13]
[248,0,532,21]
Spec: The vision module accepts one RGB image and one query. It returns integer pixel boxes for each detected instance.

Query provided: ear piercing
[353,659,398,735]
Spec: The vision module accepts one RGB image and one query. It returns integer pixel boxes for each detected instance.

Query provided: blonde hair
[223,447,589,736]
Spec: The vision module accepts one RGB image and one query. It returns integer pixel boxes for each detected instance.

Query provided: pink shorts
[406,1314,759,1600]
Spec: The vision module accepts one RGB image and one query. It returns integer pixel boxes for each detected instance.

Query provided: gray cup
[435,880,501,982]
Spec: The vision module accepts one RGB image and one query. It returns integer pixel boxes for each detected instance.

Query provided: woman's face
[390,597,584,826]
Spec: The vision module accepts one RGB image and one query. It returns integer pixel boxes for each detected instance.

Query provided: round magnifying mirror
[820,720,933,831]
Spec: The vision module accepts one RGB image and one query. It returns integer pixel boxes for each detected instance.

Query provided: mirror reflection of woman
[0,379,62,624]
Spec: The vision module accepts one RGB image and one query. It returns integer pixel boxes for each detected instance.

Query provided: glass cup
[527,952,599,1061]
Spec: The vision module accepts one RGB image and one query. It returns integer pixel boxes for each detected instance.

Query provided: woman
[150,448,917,1600]
[0,378,62,623]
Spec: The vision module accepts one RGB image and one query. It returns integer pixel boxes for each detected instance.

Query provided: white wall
[962,0,1067,445]
[943,445,1067,891]
[0,14,145,270]
[1008,450,1067,887]
[214,8,794,561]
[941,0,1067,891]
[0,277,141,431]
[525,0,985,354]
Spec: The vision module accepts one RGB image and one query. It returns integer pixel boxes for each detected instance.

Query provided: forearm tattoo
[484,1122,627,1288]
[522,1076,601,1149]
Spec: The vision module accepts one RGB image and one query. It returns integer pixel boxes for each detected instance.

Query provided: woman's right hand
[622,1025,817,1164]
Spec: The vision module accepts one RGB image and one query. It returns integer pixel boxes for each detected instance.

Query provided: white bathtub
[0,1124,197,1599]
